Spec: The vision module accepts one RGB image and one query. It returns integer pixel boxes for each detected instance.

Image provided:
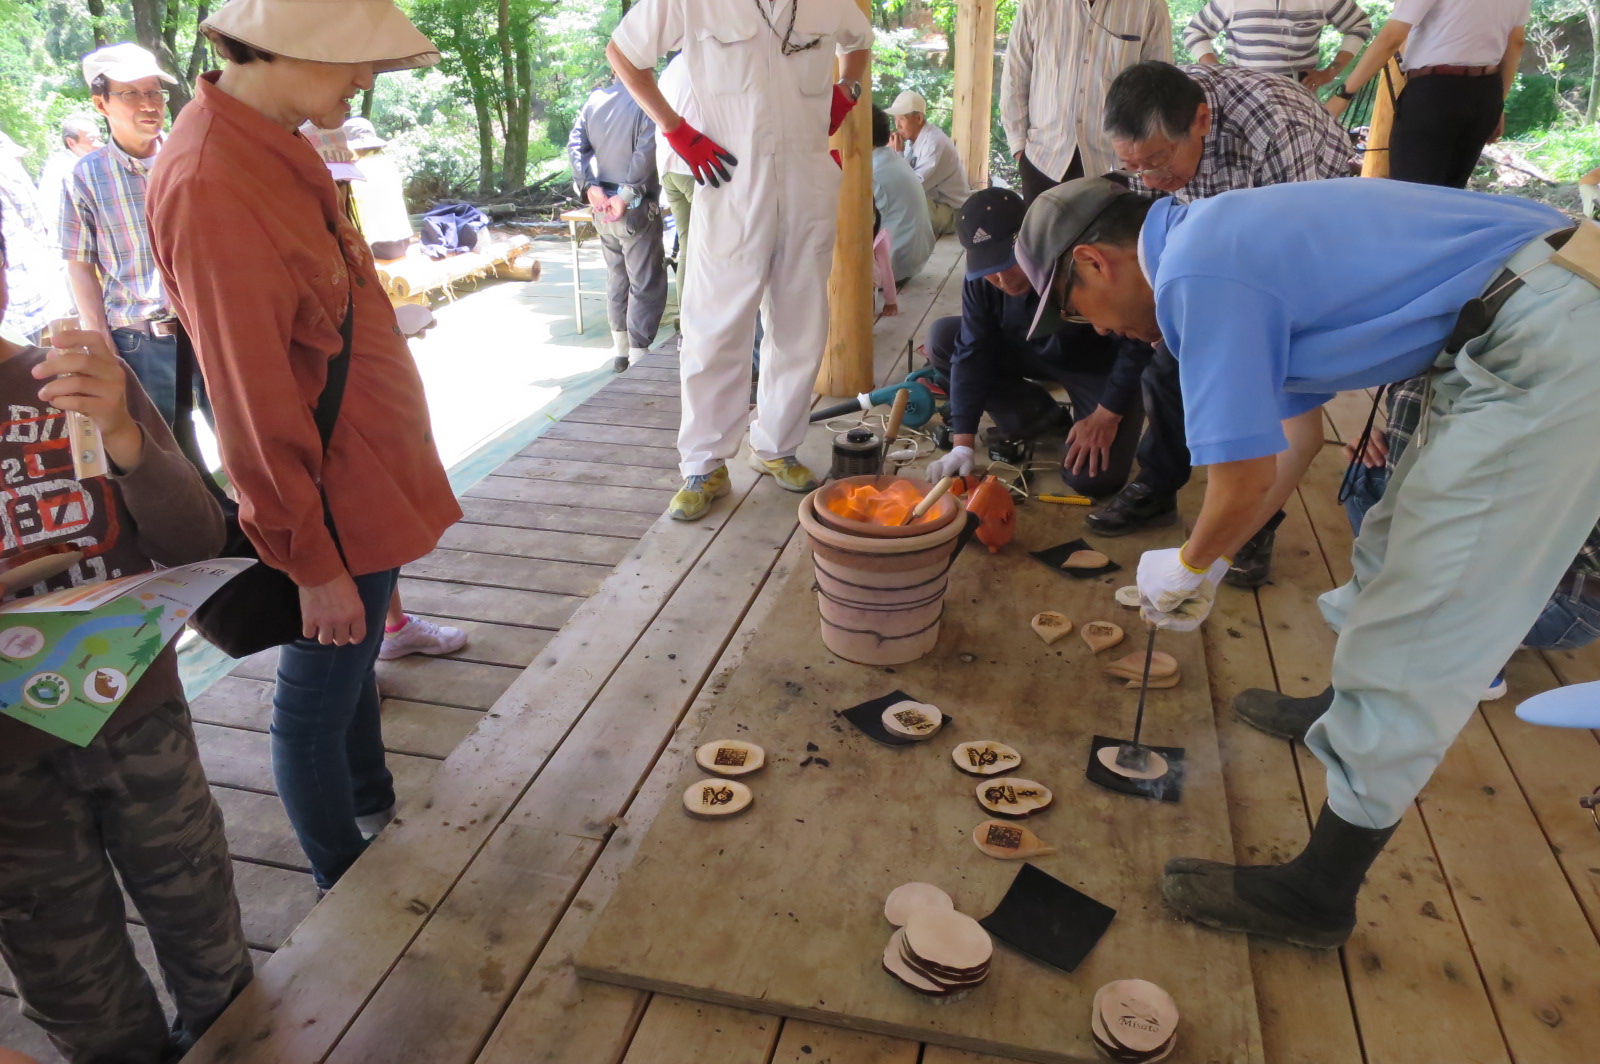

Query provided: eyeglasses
[108,89,170,106]
[1057,258,1091,325]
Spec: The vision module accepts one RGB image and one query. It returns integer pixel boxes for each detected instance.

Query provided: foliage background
[2,0,1597,209]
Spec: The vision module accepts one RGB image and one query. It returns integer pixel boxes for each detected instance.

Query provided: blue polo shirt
[1142,179,1568,465]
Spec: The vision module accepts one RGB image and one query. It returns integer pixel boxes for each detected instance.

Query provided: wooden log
[819,26,875,398]
[1360,60,1405,180]
[951,0,997,188]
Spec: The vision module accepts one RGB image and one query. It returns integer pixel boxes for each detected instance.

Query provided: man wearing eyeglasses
[1084,60,1352,589]
[59,44,181,425]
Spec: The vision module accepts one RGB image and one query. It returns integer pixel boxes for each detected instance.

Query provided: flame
[824,480,940,526]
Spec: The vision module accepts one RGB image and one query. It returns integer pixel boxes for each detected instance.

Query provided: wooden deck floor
[6,235,1600,1063]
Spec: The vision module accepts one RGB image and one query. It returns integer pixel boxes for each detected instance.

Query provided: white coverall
[612,0,874,477]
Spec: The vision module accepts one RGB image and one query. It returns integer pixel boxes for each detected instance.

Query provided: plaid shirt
[1382,377,1600,578]
[1169,64,1353,204]
[58,137,167,327]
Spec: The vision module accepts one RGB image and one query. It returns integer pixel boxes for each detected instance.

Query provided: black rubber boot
[1084,481,1178,537]
[1233,684,1334,741]
[1162,803,1398,949]
[1224,510,1286,588]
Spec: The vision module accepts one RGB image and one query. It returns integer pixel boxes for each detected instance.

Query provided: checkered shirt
[1383,377,1600,578]
[1169,64,1353,205]
[58,137,167,327]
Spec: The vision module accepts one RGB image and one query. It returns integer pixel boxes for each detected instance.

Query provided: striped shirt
[1166,64,1353,204]
[1001,0,1173,183]
[1183,0,1372,75]
[58,136,167,328]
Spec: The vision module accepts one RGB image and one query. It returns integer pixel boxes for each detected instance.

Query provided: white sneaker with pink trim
[379,615,467,660]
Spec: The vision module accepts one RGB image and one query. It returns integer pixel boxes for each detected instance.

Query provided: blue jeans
[110,329,178,427]
[271,568,399,890]
[1344,458,1600,654]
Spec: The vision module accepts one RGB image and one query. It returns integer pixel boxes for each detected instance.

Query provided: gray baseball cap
[1015,177,1134,339]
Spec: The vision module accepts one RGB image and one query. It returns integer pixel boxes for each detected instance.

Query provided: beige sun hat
[202,0,440,73]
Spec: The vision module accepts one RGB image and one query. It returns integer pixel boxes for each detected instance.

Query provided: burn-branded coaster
[1086,734,1185,803]
[978,862,1116,974]
[838,690,954,747]
[1030,538,1121,579]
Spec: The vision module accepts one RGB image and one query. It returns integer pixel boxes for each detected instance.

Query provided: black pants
[1389,72,1503,189]
[1019,151,1084,208]
[926,315,1144,497]
[1130,342,1191,496]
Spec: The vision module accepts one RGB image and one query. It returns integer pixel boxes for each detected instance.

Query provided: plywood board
[578,506,1262,1064]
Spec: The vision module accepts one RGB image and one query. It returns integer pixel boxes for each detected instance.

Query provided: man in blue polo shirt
[1016,175,1600,949]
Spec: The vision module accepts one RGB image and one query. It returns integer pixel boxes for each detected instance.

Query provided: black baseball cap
[957,188,1027,281]
[1015,177,1133,339]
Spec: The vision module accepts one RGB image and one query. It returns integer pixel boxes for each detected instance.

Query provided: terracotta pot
[811,475,961,539]
[797,490,970,665]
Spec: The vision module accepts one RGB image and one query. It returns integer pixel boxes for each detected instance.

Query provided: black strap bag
[172,289,353,658]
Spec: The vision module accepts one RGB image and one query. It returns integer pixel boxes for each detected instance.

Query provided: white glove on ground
[1137,546,1229,632]
[926,445,974,481]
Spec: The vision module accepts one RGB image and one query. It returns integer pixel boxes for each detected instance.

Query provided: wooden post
[817,24,875,398]
[1360,59,1406,179]
[951,0,996,188]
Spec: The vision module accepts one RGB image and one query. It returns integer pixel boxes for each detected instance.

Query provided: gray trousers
[597,200,669,350]
[662,171,695,303]
[0,698,253,1063]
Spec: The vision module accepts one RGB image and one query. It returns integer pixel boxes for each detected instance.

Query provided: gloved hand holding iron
[665,120,737,188]
[1137,546,1229,632]
[925,445,974,482]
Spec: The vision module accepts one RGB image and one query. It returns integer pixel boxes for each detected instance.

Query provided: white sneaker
[379,615,467,660]
[1482,671,1508,701]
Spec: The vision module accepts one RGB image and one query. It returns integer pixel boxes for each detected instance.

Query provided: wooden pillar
[1360,59,1406,179]
[817,23,875,398]
[951,0,996,188]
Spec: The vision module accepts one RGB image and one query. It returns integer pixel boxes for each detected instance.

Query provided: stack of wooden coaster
[1104,650,1179,689]
[880,883,992,997]
[1090,979,1179,1062]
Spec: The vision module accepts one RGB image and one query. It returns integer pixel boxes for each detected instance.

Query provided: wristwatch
[1334,86,1356,101]
[837,78,862,102]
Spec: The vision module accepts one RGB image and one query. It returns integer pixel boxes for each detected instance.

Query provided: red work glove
[830,149,842,169]
[665,120,738,188]
[829,84,857,136]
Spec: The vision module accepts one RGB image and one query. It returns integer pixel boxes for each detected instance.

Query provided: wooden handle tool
[882,388,910,474]
[901,475,953,525]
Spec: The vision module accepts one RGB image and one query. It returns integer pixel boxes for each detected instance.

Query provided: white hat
[884,90,928,117]
[203,0,440,73]
[342,117,387,150]
[82,43,178,88]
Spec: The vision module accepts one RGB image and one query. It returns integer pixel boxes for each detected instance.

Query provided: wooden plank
[180,468,773,1064]
[577,501,1262,1064]
[458,496,658,540]
[221,654,518,716]
[466,474,675,517]
[618,996,780,1064]
[194,674,489,749]
[193,723,441,796]
[562,404,681,432]
[406,548,614,598]
[436,519,637,567]
[493,455,680,491]
[608,367,679,385]
[580,391,683,415]
[951,0,997,187]
[394,577,583,631]
[541,420,680,452]
[520,436,682,472]
[771,1020,920,1063]
[921,1050,1031,1064]
[213,785,310,871]
[230,860,320,951]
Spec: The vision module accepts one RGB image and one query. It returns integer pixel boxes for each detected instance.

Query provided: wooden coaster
[902,908,993,975]
[681,778,753,819]
[884,882,954,927]
[899,935,989,988]
[1093,979,1179,1057]
[1030,610,1073,645]
[1096,745,1170,781]
[694,739,765,777]
[1114,585,1142,609]
[976,778,1053,818]
[972,819,1055,860]
[951,740,1022,777]
[0,545,83,588]
[1062,549,1110,570]
[882,929,949,996]
[1080,621,1124,653]
[1104,650,1178,682]
[881,700,944,740]
[1124,672,1180,690]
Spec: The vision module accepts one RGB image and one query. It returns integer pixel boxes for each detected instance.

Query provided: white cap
[884,90,928,117]
[82,43,178,88]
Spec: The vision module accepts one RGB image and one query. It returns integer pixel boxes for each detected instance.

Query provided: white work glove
[926,445,974,481]
[1137,546,1230,632]
[1582,182,1599,220]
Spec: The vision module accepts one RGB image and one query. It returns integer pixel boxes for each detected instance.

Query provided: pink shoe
[379,615,467,660]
